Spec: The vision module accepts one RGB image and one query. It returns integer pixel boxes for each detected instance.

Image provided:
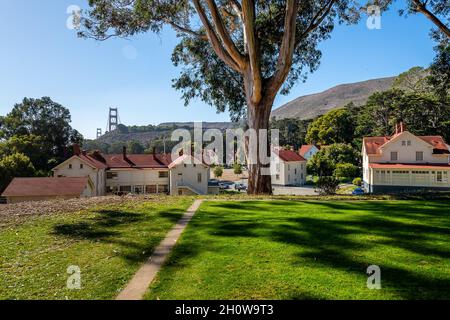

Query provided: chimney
[122,146,127,160]
[73,144,81,156]
[82,150,87,156]
[400,121,406,133]
[395,123,399,135]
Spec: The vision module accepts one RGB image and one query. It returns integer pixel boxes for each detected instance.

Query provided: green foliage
[428,42,449,101]
[355,89,450,141]
[0,153,36,192]
[305,107,356,146]
[233,163,243,176]
[333,163,360,179]
[316,176,340,195]
[308,143,360,177]
[393,66,430,93]
[0,97,82,172]
[270,118,311,149]
[213,166,224,178]
[353,177,362,187]
[127,140,145,154]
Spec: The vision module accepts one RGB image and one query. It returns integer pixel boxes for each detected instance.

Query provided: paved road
[272,186,318,196]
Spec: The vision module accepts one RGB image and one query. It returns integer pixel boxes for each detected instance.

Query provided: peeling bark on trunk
[246,97,273,195]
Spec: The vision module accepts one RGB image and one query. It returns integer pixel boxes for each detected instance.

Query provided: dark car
[352,187,365,195]
[235,183,247,192]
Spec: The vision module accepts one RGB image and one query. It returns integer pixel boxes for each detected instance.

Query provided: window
[288,165,290,171]
[146,185,157,194]
[402,141,406,146]
[158,185,169,193]
[407,140,411,146]
[437,171,443,182]
[68,164,72,169]
[80,164,84,169]
[107,172,118,179]
[119,186,131,193]
[197,173,202,183]
[391,152,398,161]
[159,171,169,178]
[294,169,297,175]
[416,151,423,161]
[276,175,280,180]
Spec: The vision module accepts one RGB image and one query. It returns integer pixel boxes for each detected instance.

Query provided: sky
[0,0,438,139]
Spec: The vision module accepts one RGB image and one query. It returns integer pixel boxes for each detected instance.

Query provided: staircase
[176,182,204,195]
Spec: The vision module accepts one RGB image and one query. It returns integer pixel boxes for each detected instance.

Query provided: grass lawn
[146,200,450,300]
[0,197,193,300]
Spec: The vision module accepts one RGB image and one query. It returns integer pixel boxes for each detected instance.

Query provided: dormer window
[80,164,84,169]
[68,164,72,169]
[391,152,398,161]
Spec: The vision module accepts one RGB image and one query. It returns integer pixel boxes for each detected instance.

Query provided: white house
[51,146,218,197]
[299,144,320,160]
[362,122,450,194]
[271,148,307,186]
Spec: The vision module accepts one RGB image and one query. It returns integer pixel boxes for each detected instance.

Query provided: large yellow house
[362,122,450,194]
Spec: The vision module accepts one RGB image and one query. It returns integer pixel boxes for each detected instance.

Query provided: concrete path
[116,199,204,300]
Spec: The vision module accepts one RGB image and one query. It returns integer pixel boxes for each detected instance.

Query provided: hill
[271,76,396,120]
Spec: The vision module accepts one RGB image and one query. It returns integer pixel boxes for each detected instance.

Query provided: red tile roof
[299,145,314,157]
[275,149,306,162]
[369,163,450,170]
[1,177,89,197]
[363,135,449,155]
[101,154,172,169]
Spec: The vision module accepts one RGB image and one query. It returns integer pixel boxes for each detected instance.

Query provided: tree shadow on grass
[163,200,450,299]
[52,207,186,264]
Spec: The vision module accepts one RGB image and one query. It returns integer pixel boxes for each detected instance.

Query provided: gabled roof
[299,145,316,157]
[274,149,306,162]
[363,134,449,155]
[1,177,90,197]
[168,154,209,169]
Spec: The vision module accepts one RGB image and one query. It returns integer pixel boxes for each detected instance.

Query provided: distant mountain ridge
[271,76,396,120]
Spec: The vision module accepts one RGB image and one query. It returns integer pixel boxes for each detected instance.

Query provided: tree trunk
[246,98,273,195]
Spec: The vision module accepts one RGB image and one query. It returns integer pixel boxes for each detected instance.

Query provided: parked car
[235,183,247,192]
[219,183,230,190]
[352,187,365,195]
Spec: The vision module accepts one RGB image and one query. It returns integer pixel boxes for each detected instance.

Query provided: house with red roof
[362,122,450,194]
[299,144,320,160]
[1,177,94,204]
[51,145,217,196]
[271,148,307,186]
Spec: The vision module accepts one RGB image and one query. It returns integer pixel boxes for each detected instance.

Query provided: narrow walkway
[116,199,204,300]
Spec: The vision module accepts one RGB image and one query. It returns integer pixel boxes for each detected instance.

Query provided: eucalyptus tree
[79,0,361,194]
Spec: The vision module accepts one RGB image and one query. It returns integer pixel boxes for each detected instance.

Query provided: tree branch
[205,0,246,68]
[413,0,450,38]
[299,0,336,40]
[165,19,208,40]
[267,0,300,97]
[192,0,241,72]
[242,0,262,104]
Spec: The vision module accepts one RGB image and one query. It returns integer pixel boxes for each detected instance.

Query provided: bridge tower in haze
[96,128,102,139]
[108,108,119,132]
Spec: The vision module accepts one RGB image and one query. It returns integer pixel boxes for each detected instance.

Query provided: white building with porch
[362,122,450,194]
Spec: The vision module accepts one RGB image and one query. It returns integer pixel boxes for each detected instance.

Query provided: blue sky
[0,0,438,139]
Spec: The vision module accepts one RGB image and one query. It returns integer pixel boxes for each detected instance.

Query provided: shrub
[333,163,360,178]
[316,176,340,195]
[233,163,243,175]
[353,177,362,186]
[213,166,224,178]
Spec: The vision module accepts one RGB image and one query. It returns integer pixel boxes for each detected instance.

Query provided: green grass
[146,200,450,300]
[0,197,193,300]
